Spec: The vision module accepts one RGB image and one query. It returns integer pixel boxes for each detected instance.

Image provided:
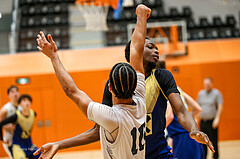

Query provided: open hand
[136,4,151,19]
[36,31,58,59]
[190,130,215,153]
[34,143,60,159]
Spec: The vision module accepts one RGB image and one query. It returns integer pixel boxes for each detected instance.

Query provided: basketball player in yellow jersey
[0,94,41,159]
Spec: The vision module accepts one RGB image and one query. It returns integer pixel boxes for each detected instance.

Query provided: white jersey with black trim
[88,73,146,159]
[2,102,21,146]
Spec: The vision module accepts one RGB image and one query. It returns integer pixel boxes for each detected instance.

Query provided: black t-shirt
[101,68,179,106]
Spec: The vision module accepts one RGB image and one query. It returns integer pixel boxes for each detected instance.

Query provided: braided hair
[109,62,137,99]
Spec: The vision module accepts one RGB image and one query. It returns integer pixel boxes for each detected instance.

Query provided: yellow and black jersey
[0,109,36,146]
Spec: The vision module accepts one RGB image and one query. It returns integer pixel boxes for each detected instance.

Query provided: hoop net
[75,0,113,31]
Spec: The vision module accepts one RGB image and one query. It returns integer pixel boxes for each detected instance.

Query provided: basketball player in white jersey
[34,4,151,159]
[0,85,20,158]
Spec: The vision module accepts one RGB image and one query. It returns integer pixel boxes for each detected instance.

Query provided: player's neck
[144,64,154,77]
[113,97,133,105]
[22,109,30,117]
[10,101,18,107]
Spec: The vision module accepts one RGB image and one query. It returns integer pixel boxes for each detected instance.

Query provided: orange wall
[167,61,240,141]
[0,70,110,156]
[0,39,240,157]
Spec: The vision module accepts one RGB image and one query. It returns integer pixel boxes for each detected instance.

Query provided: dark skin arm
[56,124,100,149]
[34,32,94,159]
[168,93,215,153]
[34,124,100,158]
[130,4,151,74]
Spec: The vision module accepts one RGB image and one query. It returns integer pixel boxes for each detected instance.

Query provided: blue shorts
[172,132,204,159]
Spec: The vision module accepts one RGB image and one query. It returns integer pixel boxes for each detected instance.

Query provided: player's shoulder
[2,102,11,109]
[133,95,145,105]
[1,102,13,113]
[136,72,145,85]
[0,105,8,115]
[155,68,173,78]
[136,72,145,78]
[154,68,174,85]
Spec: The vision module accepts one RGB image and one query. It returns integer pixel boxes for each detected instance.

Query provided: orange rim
[75,0,118,9]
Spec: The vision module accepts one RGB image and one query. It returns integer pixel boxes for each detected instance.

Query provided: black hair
[109,62,137,99]
[18,94,32,104]
[7,85,18,95]
[125,37,151,63]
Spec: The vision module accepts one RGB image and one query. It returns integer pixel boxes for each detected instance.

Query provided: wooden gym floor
[1,140,239,159]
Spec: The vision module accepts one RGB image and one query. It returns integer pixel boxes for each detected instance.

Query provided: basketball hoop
[75,0,117,31]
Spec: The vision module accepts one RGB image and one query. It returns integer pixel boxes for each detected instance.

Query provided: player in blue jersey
[0,94,40,159]
[166,87,205,159]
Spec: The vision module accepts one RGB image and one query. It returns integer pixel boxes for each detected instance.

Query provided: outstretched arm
[168,93,215,153]
[36,31,92,117]
[34,124,100,158]
[130,5,151,74]
[34,80,113,158]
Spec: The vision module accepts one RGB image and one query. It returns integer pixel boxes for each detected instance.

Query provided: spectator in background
[0,85,21,159]
[198,77,223,159]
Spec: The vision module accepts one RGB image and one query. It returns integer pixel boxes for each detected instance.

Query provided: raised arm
[36,31,92,117]
[130,5,151,74]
